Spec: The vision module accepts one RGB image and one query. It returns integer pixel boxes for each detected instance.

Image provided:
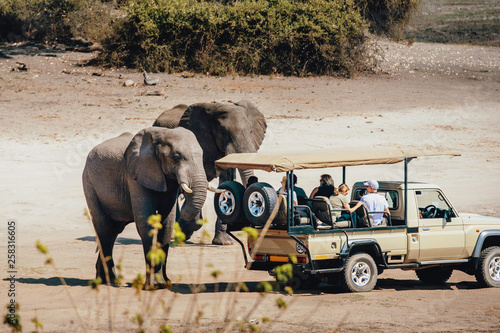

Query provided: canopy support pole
[404,157,415,224]
[287,171,293,227]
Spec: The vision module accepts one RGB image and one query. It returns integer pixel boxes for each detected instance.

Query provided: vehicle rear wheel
[341,253,378,292]
[475,246,500,288]
[289,274,321,291]
[415,266,453,285]
[243,182,278,227]
[213,181,246,225]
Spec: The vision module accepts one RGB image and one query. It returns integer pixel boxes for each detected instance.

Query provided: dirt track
[1,39,500,332]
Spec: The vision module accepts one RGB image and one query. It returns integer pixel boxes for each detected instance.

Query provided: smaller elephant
[82,127,208,287]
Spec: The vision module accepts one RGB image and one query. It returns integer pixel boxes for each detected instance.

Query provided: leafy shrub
[0,0,420,75]
[0,0,113,43]
[98,0,370,76]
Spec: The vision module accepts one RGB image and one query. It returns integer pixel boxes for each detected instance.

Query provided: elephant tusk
[207,185,226,194]
[180,183,193,194]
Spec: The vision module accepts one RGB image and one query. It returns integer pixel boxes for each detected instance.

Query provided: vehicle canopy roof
[215,149,460,173]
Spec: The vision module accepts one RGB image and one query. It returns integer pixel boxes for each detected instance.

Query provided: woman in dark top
[309,174,335,198]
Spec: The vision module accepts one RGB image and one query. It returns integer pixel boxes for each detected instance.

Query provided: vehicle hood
[461,213,500,226]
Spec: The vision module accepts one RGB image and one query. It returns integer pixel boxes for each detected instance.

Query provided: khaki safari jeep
[213,149,500,292]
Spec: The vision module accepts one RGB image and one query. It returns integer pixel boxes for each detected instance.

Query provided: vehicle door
[416,189,465,260]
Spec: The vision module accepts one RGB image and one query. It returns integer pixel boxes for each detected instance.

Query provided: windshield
[415,190,456,218]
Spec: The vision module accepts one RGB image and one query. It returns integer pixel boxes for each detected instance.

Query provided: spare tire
[214,181,246,224]
[243,182,278,227]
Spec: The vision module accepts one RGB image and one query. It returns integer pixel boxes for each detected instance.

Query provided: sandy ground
[1,40,500,332]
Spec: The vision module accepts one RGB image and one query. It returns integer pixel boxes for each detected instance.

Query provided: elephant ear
[125,128,168,192]
[235,100,267,150]
[179,103,224,160]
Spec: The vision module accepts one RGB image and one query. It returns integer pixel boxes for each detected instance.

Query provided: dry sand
[1,40,499,332]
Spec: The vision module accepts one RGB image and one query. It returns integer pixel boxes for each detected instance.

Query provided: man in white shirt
[349,180,390,226]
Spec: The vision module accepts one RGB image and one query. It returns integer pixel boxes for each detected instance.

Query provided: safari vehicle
[213,149,500,292]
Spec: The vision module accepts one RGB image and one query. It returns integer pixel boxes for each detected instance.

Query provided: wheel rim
[351,261,371,287]
[248,191,265,217]
[488,256,500,282]
[218,191,235,216]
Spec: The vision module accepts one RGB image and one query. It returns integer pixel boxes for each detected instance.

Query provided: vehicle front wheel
[341,253,378,292]
[475,246,500,288]
[416,266,453,285]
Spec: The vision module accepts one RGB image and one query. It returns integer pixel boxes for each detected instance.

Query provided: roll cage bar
[284,157,415,229]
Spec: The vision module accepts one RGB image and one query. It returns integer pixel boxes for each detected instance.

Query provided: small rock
[143,72,159,85]
[13,62,28,71]
[140,90,165,96]
[123,80,135,87]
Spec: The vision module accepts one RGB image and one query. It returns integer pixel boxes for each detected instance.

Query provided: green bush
[0,0,420,75]
[98,0,369,75]
[0,0,113,43]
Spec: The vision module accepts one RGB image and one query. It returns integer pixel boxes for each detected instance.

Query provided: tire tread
[475,246,500,288]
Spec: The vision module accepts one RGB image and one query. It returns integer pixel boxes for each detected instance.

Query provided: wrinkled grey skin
[153,100,267,245]
[154,104,189,128]
[82,127,207,287]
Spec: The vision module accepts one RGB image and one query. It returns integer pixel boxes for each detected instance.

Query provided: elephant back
[153,104,189,128]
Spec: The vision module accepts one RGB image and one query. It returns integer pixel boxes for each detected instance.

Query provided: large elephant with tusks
[154,100,267,245]
[82,127,208,287]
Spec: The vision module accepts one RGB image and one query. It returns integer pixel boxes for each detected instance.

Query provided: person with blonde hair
[330,183,352,221]
[309,174,335,198]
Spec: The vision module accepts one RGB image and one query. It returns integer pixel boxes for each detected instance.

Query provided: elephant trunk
[178,173,207,222]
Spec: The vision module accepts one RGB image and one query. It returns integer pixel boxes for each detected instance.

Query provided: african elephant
[153,100,267,245]
[82,127,208,287]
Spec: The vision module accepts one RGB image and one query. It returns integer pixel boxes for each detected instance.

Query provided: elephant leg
[91,212,120,283]
[156,203,176,287]
[135,209,173,290]
[212,218,233,245]
[84,182,120,283]
[210,170,235,245]
[161,243,170,288]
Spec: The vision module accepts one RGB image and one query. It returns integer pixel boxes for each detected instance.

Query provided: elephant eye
[172,153,181,161]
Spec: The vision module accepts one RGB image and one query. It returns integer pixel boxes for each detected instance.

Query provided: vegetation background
[1,0,419,75]
[2,0,498,75]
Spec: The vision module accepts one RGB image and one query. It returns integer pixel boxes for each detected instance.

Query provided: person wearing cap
[349,179,390,226]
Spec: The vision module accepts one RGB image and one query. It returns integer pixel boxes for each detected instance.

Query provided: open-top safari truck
[213,149,500,292]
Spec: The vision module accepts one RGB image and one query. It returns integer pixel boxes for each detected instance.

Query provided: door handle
[422,227,430,231]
